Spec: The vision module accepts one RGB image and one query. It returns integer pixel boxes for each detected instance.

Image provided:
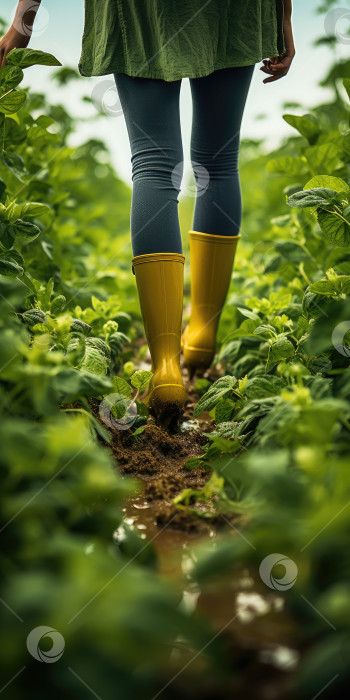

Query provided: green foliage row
[184,70,350,697]
[0,48,219,699]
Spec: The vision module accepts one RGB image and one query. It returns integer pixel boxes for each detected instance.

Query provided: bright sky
[1,1,347,186]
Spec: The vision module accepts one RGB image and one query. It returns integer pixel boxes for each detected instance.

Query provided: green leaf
[86,337,110,359]
[80,346,109,375]
[274,240,311,262]
[245,376,285,400]
[130,370,153,391]
[0,257,24,277]
[309,276,350,296]
[308,280,334,295]
[267,337,295,368]
[1,151,27,181]
[6,48,62,69]
[0,89,26,115]
[112,376,132,398]
[204,421,247,440]
[271,214,293,227]
[12,219,40,243]
[194,375,239,417]
[304,143,340,174]
[236,306,260,320]
[0,65,24,95]
[266,156,308,176]
[215,398,236,423]
[184,456,206,470]
[22,309,47,325]
[135,400,149,417]
[133,425,146,437]
[70,319,92,336]
[50,295,66,315]
[0,221,15,249]
[223,318,260,341]
[283,113,321,145]
[208,436,240,454]
[287,188,346,209]
[264,255,283,273]
[317,209,350,248]
[253,324,277,336]
[303,175,350,196]
[15,202,52,219]
[35,115,55,128]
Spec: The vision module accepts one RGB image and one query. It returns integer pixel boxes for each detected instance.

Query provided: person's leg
[114,73,186,419]
[189,64,255,236]
[183,66,255,371]
[114,73,183,256]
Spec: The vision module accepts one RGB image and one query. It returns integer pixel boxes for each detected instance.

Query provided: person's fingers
[262,52,294,82]
[260,66,274,75]
[260,61,274,73]
[263,75,280,83]
[270,62,285,71]
[263,70,288,83]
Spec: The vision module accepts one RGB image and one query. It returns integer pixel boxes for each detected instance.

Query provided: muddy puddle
[99,363,300,698]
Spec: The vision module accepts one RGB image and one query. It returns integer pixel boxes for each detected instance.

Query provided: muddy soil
[109,359,238,534]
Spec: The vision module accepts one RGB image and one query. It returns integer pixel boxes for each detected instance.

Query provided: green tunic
[78,1,285,82]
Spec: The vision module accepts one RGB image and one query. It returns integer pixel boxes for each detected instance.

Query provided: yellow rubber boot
[132,252,187,418]
[182,231,240,370]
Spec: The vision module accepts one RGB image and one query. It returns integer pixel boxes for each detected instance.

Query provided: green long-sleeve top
[78,1,285,82]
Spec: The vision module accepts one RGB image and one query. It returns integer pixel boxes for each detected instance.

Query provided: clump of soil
[89,359,240,538]
[110,419,221,535]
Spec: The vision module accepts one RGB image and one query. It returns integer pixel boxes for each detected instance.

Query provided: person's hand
[261,2,295,84]
[260,52,295,83]
[0,0,41,69]
[0,24,31,69]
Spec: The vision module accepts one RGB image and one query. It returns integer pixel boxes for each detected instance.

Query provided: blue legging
[114,65,255,257]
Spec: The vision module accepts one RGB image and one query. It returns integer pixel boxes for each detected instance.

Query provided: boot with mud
[182,230,240,375]
[132,252,187,427]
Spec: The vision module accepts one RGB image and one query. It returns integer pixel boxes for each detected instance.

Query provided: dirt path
[88,352,300,698]
[105,364,298,698]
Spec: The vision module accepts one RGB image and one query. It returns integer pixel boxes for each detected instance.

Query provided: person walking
[0,1,295,421]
